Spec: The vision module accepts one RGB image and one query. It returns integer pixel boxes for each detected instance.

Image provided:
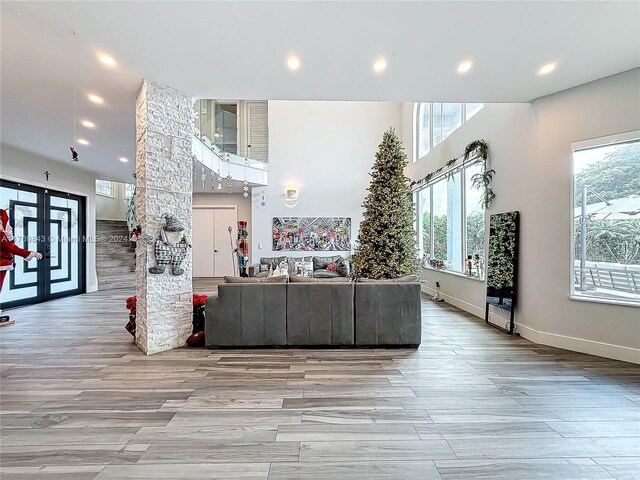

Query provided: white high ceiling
[1,1,639,182]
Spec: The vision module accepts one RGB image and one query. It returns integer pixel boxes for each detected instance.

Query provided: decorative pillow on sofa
[313,255,341,270]
[302,261,314,277]
[313,255,349,276]
[260,256,287,270]
[335,257,350,277]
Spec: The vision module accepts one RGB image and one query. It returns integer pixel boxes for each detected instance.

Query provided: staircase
[96,220,136,291]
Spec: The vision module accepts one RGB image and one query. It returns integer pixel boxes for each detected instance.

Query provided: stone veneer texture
[135,80,193,355]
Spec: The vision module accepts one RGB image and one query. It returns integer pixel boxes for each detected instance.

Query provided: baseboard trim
[421,284,640,365]
[516,323,640,364]
[421,284,485,318]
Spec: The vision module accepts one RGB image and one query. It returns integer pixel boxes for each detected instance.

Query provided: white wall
[252,101,403,260]
[0,143,99,293]
[96,182,129,221]
[193,192,252,262]
[407,69,640,363]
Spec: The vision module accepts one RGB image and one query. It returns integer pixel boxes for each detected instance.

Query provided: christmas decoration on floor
[125,293,207,344]
[352,128,419,279]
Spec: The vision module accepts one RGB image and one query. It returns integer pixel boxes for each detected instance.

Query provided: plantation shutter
[247,102,268,162]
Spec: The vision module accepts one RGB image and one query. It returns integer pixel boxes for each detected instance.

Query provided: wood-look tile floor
[1,281,639,479]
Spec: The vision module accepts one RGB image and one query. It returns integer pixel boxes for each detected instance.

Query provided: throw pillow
[278,260,289,276]
[335,257,350,277]
[313,255,341,271]
[326,262,337,272]
[303,261,314,277]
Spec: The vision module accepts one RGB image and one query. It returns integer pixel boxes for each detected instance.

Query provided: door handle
[214,249,218,253]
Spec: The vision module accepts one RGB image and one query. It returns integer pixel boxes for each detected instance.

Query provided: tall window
[414,102,484,161]
[123,183,135,203]
[95,180,113,197]
[571,133,640,305]
[417,162,485,278]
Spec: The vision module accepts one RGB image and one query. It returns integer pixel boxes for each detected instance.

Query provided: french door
[0,180,86,309]
[192,206,237,277]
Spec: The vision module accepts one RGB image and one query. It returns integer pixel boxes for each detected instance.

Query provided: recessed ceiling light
[99,54,116,67]
[457,61,472,74]
[81,120,95,128]
[373,58,387,73]
[538,62,557,75]
[287,55,301,71]
[88,94,104,104]
[77,139,89,145]
[119,157,128,163]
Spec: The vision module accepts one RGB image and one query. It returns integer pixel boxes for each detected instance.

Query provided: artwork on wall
[485,211,519,334]
[272,217,351,251]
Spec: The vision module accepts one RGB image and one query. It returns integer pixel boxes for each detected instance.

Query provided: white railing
[574,260,640,294]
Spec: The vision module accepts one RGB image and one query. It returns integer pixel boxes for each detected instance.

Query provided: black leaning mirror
[485,211,520,333]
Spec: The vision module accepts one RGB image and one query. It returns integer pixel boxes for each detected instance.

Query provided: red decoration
[327,262,337,272]
[187,331,205,347]
[124,294,207,338]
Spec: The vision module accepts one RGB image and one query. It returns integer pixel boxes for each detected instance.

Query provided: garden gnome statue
[148,213,191,276]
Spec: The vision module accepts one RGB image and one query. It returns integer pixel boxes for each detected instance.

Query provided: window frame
[569,129,640,307]
[415,159,485,280]
[95,180,114,198]
[414,102,484,162]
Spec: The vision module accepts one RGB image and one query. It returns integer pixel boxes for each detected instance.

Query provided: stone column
[135,80,193,355]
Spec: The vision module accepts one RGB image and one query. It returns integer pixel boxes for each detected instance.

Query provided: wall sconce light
[284,188,299,208]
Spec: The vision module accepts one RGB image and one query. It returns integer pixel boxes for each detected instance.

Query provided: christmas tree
[353,128,419,279]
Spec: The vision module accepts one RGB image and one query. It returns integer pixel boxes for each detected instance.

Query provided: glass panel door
[0,182,43,307]
[46,193,84,297]
[0,180,86,309]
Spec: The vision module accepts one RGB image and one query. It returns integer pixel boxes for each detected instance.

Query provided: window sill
[422,266,485,283]
[569,294,640,309]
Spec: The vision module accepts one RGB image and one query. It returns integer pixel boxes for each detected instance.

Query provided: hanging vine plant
[410,139,495,208]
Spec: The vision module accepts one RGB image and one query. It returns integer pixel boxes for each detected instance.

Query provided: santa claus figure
[1,209,42,322]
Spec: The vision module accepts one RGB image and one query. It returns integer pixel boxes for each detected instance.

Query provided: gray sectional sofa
[205,277,287,346]
[204,275,421,348]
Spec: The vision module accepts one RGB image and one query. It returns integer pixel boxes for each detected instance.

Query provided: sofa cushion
[314,269,343,279]
[290,275,351,283]
[224,276,288,284]
[260,256,287,270]
[357,274,419,283]
[313,255,342,271]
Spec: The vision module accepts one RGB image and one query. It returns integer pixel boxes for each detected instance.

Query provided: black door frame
[0,179,87,309]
